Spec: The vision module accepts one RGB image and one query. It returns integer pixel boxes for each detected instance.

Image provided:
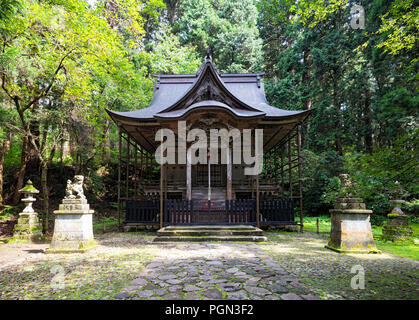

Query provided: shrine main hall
[106,53,311,231]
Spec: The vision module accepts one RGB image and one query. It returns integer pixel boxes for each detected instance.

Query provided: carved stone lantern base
[381,200,413,243]
[13,212,44,243]
[326,198,380,254]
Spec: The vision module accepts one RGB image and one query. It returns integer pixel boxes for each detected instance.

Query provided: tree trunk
[41,162,49,234]
[364,89,373,154]
[26,120,41,169]
[301,49,312,146]
[332,69,343,157]
[0,133,11,206]
[12,135,29,204]
[61,129,70,162]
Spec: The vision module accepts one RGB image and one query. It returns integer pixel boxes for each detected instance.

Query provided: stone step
[164,225,257,231]
[153,235,267,242]
[157,229,264,236]
[153,225,267,242]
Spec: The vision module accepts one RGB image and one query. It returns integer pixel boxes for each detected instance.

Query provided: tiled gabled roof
[106,56,311,123]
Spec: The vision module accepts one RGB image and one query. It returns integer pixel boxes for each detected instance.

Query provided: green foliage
[321,176,341,205]
[301,150,344,215]
[300,215,331,233]
[403,199,419,217]
[3,141,22,173]
[173,0,263,73]
[377,0,419,59]
[148,25,201,74]
[289,0,348,28]
[370,214,387,227]
[93,217,119,234]
[85,170,106,202]
[339,131,418,217]
[0,205,19,220]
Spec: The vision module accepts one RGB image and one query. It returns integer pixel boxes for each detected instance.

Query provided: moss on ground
[0,233,157,300]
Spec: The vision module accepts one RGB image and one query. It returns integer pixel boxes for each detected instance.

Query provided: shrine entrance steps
[153,225,267,242]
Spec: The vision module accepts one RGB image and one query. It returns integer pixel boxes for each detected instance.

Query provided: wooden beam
[134,127,156,154]
[263,126,283,149]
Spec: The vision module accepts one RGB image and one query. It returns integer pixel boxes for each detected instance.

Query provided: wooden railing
[260,199,295,225]
[225,199,256,224]
[164,200,193,225]
[125,200,160,223]
[125,199,295,226]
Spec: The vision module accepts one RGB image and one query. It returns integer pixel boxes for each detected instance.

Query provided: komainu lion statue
[65,175,86,199]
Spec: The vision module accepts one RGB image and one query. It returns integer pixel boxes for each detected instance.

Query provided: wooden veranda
[115,126,305,230]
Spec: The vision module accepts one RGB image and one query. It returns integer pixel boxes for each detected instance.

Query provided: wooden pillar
[226,148,232,200]
[126,136,130,201]
[159,128,164,228]
[186,149,191,201]
[117,130,121,229]
[288,138,292,198]
[297,126,303,232]
[134,145,138,200]
[160,163,164,229]
[274,147,279,186]
[269,151,274,183]
[256,174,260,228]
[140,148,144,180]
[146,154,150,182]
[281,146,284,199]
[148,154,152,182]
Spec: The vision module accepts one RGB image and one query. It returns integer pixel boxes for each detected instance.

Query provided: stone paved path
[1,232,416,300]
[117,242,319,300]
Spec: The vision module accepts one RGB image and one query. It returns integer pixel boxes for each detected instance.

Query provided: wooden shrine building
[106,53,311,230]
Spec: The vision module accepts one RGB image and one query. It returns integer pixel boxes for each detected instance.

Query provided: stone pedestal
[47,199,94,253]
[326,197,380,254]
[46,176,95,253]
[381,200,413,243]
[46,199,95,253]
[13,180,44,243]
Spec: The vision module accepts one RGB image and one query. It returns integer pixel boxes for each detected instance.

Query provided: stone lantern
[381,182,413,242]
[13,180,44,242]
[325,174,380,253]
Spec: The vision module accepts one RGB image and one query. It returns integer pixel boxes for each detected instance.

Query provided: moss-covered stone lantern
[381,182,413,243]
[12,180,44,242]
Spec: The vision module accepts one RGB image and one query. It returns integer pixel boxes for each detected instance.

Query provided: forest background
[0,0,417,234]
